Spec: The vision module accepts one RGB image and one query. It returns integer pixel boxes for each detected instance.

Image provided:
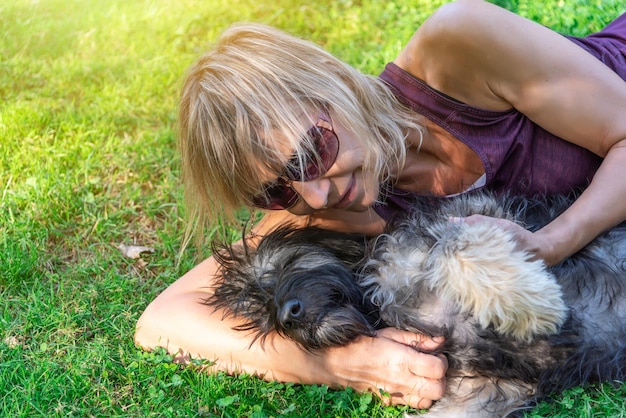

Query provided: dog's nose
[279,299,304,329]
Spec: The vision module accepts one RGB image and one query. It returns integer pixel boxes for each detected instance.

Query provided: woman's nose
[291,178,330,209]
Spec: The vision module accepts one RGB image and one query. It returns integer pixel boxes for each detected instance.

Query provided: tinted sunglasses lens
[252,179,299,210]
[286,125,339,181]
[253,112,339,210]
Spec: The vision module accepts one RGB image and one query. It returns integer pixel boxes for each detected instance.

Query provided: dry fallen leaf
[4,335,21,348]
[118,243,155,259]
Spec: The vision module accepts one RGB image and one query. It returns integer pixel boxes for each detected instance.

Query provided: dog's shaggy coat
[207,192,626,417]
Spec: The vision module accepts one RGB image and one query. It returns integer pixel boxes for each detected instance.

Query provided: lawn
[1,0,625,416]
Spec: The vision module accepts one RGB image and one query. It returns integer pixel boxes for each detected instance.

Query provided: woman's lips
[333,174,356,209]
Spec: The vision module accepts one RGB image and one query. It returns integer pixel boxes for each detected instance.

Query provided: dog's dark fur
[206,192,626,417]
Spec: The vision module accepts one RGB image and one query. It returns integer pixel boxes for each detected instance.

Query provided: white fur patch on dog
[426,222,568,341]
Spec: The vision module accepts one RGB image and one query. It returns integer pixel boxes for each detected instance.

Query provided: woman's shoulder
[396,0,556,110]
[418,0,524,39]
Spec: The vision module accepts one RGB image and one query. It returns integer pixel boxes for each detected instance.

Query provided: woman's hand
[319,328,447,409]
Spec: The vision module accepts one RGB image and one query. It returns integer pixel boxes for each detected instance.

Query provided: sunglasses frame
[252,109,339,210]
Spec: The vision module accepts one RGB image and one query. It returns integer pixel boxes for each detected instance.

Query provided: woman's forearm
[535,140,626,265]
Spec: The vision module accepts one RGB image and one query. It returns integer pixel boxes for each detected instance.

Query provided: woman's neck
[394,120,484,196]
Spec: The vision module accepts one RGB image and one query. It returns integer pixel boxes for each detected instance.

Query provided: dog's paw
[425,222,568,341]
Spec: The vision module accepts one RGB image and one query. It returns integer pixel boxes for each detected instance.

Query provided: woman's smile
[333,174,356,209]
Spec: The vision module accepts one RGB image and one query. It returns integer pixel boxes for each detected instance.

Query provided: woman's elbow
[134,294,174,351]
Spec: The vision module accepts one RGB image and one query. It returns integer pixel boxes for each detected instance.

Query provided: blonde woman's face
[285,110,381,215]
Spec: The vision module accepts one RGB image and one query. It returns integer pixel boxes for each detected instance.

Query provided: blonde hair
[178,22,422,236]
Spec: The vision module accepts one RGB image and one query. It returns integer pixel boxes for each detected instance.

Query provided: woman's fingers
[377,327,444,352]
[372,348,447,409]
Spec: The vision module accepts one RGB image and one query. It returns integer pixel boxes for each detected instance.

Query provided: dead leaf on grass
[118,243,155,259]
[3,335,21,348]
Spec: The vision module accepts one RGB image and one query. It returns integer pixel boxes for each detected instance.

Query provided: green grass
[2,0,625,416]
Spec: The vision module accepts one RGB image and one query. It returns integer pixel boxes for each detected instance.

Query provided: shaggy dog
[206,192,626,417]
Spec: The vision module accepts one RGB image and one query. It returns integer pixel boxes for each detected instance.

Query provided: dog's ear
[202,237,282,346]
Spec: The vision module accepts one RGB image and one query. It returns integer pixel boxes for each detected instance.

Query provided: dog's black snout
[279,299,304,329]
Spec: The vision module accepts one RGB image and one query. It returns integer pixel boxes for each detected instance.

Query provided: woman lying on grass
[136,0,626,409]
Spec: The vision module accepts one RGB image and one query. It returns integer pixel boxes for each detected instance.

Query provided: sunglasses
[252,109,339,210]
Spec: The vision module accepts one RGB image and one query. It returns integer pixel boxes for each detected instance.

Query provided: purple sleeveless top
[374,12,626,222]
